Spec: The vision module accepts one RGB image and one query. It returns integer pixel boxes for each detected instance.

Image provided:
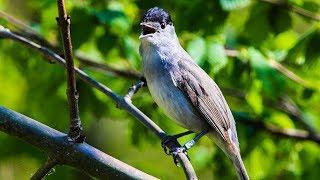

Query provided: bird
[139,7,249,180]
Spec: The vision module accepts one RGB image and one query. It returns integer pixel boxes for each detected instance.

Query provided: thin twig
[223,86,319,139]
[237,115,320,144]
[269,59,311,88]
[225,48,312,89]
[259,0,320,21]
[76,52,142,79]
[0,10,142,80]
[0,10,39,35]
[0,107,158,179]
[31,157,58,180]
[272,96,319,137]
[56,0,83,141]
[124,80,146,102]
[0,25,197,179]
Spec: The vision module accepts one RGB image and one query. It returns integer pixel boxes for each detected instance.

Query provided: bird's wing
[172,58,238,144]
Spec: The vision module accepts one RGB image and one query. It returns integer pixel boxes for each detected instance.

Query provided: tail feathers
[232,154,249,180]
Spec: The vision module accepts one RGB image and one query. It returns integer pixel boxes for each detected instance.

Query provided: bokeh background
[0,0,320,179]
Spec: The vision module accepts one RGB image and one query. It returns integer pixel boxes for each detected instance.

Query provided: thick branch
[0,106,157,179]
[56,0,83,141]
[0,26,197,179]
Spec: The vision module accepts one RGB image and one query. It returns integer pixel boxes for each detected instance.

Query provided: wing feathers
[173,59,237,144]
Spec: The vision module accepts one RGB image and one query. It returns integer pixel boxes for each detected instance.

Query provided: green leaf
[273,30,298,51]
[94,9,130,36]
[286,26,317,65]
[305,30,320,65]
[246,80,263,114]
[219,0,250,10]
[207,40,228,74]
[268,7,292,34]
[248,48,285,97]
[268,112,295,128]
[244,3,272,45]
[70,7,96,49]
[96,32,118,57]
[187,36,206,64]
[122,36,140,68]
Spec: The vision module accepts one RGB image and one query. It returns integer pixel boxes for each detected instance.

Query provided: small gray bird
[139,7,249,180]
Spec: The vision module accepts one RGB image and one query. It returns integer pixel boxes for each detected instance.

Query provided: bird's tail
[231,153,249,180]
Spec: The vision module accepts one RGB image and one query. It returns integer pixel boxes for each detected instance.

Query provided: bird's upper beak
[139,22,158,39]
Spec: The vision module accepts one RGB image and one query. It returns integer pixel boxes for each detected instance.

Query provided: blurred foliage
[0,0,320,179]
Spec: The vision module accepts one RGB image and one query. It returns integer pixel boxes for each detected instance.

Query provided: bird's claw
[161,143,171,155]
[161,135,190,166]
[171,147,188,166]
[161,135,178,155]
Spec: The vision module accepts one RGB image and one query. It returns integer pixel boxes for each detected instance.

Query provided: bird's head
[139,7,177,45]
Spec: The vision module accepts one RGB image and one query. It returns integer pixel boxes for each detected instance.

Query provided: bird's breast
[142,51,208,132]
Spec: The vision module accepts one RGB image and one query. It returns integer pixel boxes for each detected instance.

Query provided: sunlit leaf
[219,0,250,10]
[207,40,228,74]
[244,3,272,45]
[246,80,263,114]
[187,36,206,64]
[248,48,285,97]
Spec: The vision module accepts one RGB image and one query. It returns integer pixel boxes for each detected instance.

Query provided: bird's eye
[161,22,166,29]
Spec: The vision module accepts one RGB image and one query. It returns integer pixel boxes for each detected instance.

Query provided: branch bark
[0,106,157,179]
[0,26,197,179]
[56,0,83,141]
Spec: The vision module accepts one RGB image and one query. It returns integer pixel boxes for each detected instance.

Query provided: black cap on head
[141,7,172,26]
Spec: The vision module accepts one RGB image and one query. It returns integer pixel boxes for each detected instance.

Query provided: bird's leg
[183,129,209,150]
[170,129,209,165]
[161,131,194,155]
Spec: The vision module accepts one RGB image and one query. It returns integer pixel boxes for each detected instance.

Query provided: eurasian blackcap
[139,7,249,180]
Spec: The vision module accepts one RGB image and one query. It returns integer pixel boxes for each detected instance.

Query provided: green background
[0,0,320,179]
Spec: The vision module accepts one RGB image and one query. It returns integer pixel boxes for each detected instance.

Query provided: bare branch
[269,59,310,88]
[0,26,197,179]
[0,106,158,179]
[56,0,83,141]
[236,113,320,144]
[124,80,146,102]
[177,154,197,180]
[224,48,312,89]
[0,10,141,80]
[76,52,142,79]
[224,86,319,141]
[0,10,39,35]
[31,157,58,180]
[259,0,320,21]
[224,49,240,57]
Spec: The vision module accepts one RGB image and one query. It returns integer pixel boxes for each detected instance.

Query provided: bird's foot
[161,135,179,155]
[161,136,190,166]
[161,131,194,155]
[171,147,189,166]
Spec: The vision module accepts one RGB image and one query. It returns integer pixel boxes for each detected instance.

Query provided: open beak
[139,22,157,39]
